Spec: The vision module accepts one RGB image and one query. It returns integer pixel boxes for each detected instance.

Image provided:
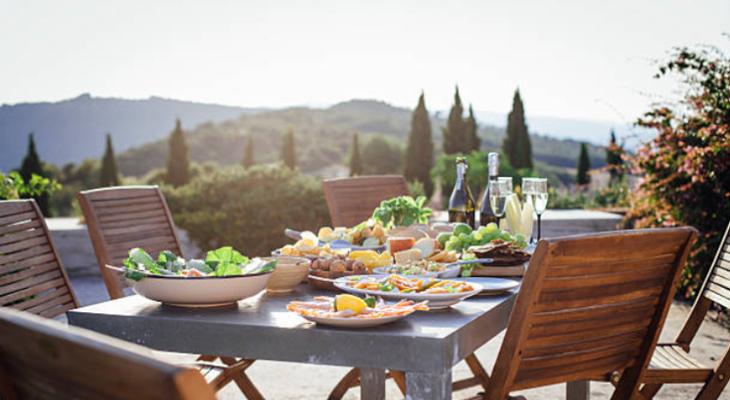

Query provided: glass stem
[537,214,542,241]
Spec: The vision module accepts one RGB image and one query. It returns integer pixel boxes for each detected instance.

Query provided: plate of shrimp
[287,296,429,327]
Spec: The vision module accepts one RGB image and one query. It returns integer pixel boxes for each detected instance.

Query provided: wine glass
[489,179,512,226]
[522,178,549,241]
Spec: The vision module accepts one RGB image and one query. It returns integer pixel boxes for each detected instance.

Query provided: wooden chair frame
[323,175,410,227]
[0,307,217,400]
[481,228,696,400]
[638,220,730,400]
[0,199,79,318]
[77,186,264,399]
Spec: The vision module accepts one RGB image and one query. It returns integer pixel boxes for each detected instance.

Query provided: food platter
[287,295,428,328]
[334,275,482,309]
[298,312,413,328]
[449,277,520,295]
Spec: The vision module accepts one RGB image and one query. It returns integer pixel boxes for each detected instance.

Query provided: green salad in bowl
[122,246,276,281]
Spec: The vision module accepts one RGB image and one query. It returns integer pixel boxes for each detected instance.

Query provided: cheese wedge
[394,248,423,265]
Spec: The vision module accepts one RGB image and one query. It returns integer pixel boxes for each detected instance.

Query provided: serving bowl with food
[373,260,461,279]
[108,246,275,307]
[287,294,428,328]
[335,274,481,309]
[308,255,370,291]
[266,256,310,294]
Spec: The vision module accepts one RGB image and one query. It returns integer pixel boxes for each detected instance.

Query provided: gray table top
[67,285,517,373]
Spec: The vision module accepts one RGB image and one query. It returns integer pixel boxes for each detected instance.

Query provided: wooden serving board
[471,263,527,277]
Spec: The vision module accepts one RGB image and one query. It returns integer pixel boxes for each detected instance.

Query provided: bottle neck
[455,163,467,188]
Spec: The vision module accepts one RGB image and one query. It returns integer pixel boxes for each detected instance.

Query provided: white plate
[450,277,520,295]
[299,311,415,328]
[334,275,482,310]
[372,265,460,279]
[108,265,272,307]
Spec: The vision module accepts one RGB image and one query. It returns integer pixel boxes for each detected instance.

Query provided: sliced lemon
[334,294,368,315]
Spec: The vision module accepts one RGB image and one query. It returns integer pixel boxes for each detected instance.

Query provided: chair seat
[644,344,713,384]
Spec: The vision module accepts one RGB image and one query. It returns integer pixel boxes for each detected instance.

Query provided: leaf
[241,258,277,275]
[206,246,250,276]
[127,248,158,274]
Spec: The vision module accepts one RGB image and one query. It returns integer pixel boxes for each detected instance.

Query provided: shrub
[0,171,60,202]
[626,43,730,300]
[431,151,522,204]
[164,165,331,257]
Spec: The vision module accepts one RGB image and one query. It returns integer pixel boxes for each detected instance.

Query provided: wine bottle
[448,157,476,228]
[479,152,499,226]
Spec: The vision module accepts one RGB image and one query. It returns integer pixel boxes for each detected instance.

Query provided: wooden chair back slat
[485,227,696,400]
[699,223,730,310]
[322,175,409,227]
[0,307,216,400]
[77,186,183,300]
[0,200,78,318]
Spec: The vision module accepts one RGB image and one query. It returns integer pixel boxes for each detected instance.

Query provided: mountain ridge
[1,94,615,176]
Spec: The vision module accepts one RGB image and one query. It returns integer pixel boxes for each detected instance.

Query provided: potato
[331,259,346,272]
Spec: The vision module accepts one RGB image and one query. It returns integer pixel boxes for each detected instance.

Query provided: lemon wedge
[334,294,368,315]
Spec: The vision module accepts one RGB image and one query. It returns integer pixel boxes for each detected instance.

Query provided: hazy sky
[2,0,729,123]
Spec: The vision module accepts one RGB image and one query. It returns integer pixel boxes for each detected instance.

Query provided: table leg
[567,380,590,400]
[360,368,385,400]
[405,370,452,400]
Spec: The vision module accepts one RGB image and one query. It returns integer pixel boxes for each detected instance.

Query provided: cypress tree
[465,104,480,152]
[576,142,591,186]
[503,89,533,169]
[166,119,190,187]
[100,133,120,187]
[442,86,467,154]
[280,129,297,170]
[349,133,363,176]
[242,135,255,168]
[19,133,50,215]
[605,129,624,183]
[404,92,434,197]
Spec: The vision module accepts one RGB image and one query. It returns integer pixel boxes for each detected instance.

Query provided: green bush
[164,165,331,257]
[431,151,523,204]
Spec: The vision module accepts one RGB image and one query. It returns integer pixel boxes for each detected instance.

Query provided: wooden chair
[77,186,183,299]
[77,186,264,399]
[637,221,730,400]
[0,199,79,318]
[478,227,697,400]
[0,307,217,400]
[323,175,409,227]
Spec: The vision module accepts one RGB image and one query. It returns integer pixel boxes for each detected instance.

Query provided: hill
[117,99,608,179]
[0,94,257,171]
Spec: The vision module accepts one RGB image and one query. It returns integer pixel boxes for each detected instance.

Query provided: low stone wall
[48,209,622,278]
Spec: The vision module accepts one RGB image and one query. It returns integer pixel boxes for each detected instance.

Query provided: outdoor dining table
[66,284,591,400]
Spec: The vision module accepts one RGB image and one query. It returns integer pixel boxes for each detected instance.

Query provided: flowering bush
[626,44,730,299]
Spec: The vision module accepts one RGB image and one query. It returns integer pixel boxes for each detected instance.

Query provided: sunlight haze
[2,0,729,123]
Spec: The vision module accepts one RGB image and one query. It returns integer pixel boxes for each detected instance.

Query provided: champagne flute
[489,179,511,226]
[522,178,549,241]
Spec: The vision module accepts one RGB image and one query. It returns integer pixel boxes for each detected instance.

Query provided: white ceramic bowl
[108,265,272,307]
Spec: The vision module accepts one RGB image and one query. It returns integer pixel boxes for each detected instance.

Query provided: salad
[122,246,276,281]
[346,274,475,294]
[377,260,446,276]
[371,195,432,228]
